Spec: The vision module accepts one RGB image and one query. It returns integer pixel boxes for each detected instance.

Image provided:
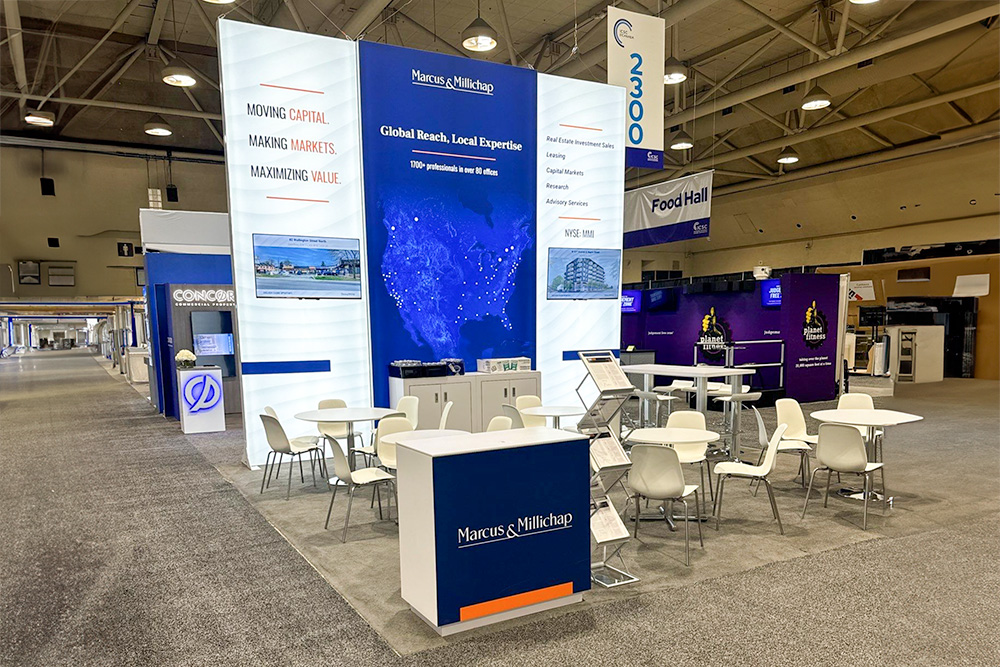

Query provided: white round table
[626,427,720,445]
[379,429,470,446]
[811,408,922,501]
[518,405,585,429]
[296,407,401,469]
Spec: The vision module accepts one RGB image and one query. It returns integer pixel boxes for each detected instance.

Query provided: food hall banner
[359,42,537,407]
[623,171,713,247]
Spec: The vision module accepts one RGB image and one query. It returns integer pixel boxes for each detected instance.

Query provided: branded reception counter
[396,427,591,635]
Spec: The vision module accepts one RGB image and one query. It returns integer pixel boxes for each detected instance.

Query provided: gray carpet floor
[2,349,998,666]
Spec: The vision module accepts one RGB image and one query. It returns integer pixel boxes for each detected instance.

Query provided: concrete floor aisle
[2,349,998,666]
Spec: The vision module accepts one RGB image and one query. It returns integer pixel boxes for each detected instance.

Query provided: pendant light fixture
[669,129,694,151]
[776,146,800,164]
[663,57,688,85]
[849,0,879,4]
[462,0,498,52]
[801,84,832,110]
[201,0,235,4]
[24,108,56,127]
[144,115,173,137]
[161,59,197,87]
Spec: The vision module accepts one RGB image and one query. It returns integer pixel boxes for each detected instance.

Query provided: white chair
[635,390,677,428]
[487,415,512,431]
[837,392,884,456]
[712,420,788,535]
[515,395,546,428]
[654,379,694,415]
[629,444,703,566]
[803,423,887,530]
[438,401,454,429]
[323,435,396,542]
[315,398,351,474]
[373,416,412,473]
[263,406,323,491]
[501,404,524,428]
[666,410,714,514]
[259,412,322,499]
[395,395,419,429]
[775,398,819,445]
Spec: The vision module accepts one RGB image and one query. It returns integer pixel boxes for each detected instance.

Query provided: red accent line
[266,196,329,203]
[412,149,496,162]
[559,216,601,221]
[559,124,602,131]
[260,83,324,95]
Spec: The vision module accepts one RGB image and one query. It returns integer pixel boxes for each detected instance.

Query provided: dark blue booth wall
[144,252,232,418]
[621,274,839,402]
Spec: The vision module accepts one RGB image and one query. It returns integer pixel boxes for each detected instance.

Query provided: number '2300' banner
[607,7,664,155]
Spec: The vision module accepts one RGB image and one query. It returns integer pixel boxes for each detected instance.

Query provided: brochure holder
[577,351,639,588]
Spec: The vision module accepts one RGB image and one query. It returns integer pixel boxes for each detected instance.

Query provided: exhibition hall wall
[0,146,226,298]
[219,21,625,465]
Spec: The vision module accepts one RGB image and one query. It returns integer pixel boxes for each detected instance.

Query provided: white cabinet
[389,371,540,432]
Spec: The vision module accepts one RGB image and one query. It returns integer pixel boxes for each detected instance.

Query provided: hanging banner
[623,171,713,247]
[607,6,664,164]
[848,279,876,301]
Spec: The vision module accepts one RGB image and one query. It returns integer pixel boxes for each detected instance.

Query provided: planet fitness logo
[183,373,222,413]
[698,306,732,361]
[802,301,829,349]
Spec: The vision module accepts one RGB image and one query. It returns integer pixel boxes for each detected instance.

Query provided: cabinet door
[510,377,539,402]
[407,383,442,430]
[480,378,510,427]
[441,381,473,432]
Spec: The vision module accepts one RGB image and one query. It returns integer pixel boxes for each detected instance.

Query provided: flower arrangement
[175,349,197,368]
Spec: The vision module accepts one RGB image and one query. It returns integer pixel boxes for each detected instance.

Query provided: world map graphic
[378,187,534,358]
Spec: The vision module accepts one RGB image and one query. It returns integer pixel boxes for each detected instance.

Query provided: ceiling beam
[146,0,171,46]
[282,0,307,31]
[37,0,145,107]
[396,11,467,58]
[495,0,520,66]
[3,0,29,111]
[59,44,145,134]
[345,0,395,39]
[0,91,222,121]
[156,48,223,146]
[191,0,219,45]
[732,0,830,59]
[637,79,999,187]
[665,5,1000,127]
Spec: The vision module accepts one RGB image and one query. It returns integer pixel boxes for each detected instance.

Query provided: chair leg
[863,473,870,531]
[342,486,356,542]
[309,451,317,487]
[324,482,340,529]
[699,463,707,517]
[275,455,282,482]
[260,451,273,494]
[633,494,641,539]
[800,452,810,488]
[763,478,783,535]
[714,475,726,530]
[681,499,690,566]
[694,490,704,547]
[881,467,888,516]
[392,481,399,524]
[802,467,821,518]
[706,463,714,501]
[824,469,833,508]
[286,454,294,500]
[298,454,305,483]
[376,484,384,520]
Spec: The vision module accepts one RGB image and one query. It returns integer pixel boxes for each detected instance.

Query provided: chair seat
[646,484,698,500]
[655,395,680,402]
[786,432,819,445]
[713,460,764,478]
[778,439,812,452]
[339,467,395,486]
[354,445,376,455]
[864,462,884,472]
[289,436,320,453]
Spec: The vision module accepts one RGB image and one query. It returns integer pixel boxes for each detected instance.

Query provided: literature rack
[577,351,639,588]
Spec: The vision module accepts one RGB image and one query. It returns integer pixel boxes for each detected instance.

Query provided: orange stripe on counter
[459,582,573,622]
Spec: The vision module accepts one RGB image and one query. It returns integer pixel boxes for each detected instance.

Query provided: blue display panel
[621,290,642,313]
[431,439,591,626]
[359,42,537,406]
[760,278,782,307]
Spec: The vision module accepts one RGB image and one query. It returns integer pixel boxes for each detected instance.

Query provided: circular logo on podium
[183,374,222,413]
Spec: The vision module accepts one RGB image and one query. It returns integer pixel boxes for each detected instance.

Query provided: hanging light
[801,84,832,110]
[161,59,197,87]
[669,130,694,151]
[776,146,800,164]
[24,109,55,127]
[144,116,173,137]
[849,0,879,4]
[663,57,688,85]
[462,1,498,52]
[201,0,235,4]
